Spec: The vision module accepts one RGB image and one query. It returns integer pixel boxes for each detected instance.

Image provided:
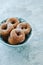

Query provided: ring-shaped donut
[8,29,25,45]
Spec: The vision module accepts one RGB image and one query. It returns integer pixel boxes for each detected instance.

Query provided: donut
[0,22,14,36]
[8,29,25,45]
[6,18,19,28]
[17,22,31,34]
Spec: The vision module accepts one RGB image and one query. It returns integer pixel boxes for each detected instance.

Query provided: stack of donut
[0,18,31,45]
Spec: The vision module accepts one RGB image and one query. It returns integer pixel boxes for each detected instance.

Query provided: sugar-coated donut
[0,22,14,36]
[17,22,31,34]
[8,29,25,45]
[6,18,19,28]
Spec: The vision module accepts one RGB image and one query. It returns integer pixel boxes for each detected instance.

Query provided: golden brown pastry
[0,22,14,36]
[8,29,25,45]
[6,18,19,28]
[17,22,31,34]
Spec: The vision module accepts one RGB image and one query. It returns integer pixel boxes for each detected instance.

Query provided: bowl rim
[0,31,33,47]
[0,18,32,47]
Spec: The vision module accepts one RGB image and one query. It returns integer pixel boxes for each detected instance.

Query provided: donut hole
[16,31,21,36]
[21,26,27,29]
[2,25,7,30]
[11,21,15,24]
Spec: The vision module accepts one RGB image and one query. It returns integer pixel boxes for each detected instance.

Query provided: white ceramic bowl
[0,18,32,47]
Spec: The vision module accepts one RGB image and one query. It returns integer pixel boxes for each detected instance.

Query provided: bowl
[0,18,32,47]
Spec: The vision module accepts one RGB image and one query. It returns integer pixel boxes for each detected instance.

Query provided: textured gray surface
[0,0,43,65]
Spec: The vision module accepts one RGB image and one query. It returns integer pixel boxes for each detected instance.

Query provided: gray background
[0,0,43,65]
